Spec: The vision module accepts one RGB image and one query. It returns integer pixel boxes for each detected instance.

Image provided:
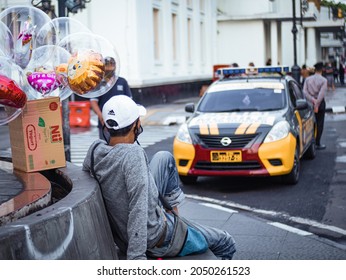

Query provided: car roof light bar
[217,66,290,79]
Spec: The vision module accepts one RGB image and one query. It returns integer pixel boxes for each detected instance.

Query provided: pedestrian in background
[300,64,310,87]
[339,62,345,85]
[90,56,133,141]
[303,62,328,150]
[325,62,335,91]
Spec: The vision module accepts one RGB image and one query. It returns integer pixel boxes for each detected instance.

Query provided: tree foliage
[321,0,346,11]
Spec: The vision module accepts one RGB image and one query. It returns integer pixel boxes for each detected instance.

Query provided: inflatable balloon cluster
[0,5,120,126]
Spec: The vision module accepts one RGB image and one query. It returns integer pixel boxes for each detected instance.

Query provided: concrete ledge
[0,162,118,260]
[326,106,346,113]
[0,161,51,226]
[0,161,216,260]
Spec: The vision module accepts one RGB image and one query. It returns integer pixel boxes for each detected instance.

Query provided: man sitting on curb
[83,95,236,260]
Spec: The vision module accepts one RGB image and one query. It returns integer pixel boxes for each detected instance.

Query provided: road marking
[186,194,346,237]
[268,222,312,236]
[200,202,238,213]
[336,155,346,163]
[332,106,346,113]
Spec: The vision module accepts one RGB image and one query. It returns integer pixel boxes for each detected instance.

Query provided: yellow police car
[173,66,317,185]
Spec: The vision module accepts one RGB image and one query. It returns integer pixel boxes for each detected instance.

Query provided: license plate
[210,151,242,162]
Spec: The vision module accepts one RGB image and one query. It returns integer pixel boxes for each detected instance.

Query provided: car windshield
[198,82,286,113]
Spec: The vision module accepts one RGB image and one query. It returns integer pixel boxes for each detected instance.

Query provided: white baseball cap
[102,95,146,130]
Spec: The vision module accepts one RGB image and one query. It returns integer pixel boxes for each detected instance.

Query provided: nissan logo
[220,137,232,146]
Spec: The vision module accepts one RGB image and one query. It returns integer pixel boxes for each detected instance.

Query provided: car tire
[282,148,300,185]
[304,138,316,160]
[179,175,198,184]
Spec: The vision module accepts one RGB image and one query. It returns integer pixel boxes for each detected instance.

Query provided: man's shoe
[316,144,326,150]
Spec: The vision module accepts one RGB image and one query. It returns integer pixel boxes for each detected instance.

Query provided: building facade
[0,0,344,105]
[216,0,344,68]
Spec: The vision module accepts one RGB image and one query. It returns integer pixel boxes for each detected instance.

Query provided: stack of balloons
[0,5,120,126]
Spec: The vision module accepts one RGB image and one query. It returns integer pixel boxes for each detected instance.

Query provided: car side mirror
[295,99,308,110]
[185,103,195,113]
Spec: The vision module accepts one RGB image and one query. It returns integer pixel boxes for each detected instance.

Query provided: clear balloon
[35,17,91,47]
[57,32,120,98]
[0,56,28,126]
[0,21,14,59]
[25,45,72,100]
[0,5,52,69]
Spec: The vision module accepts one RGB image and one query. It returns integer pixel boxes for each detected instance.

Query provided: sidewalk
[180,196,346,260]
[325,85,346,113]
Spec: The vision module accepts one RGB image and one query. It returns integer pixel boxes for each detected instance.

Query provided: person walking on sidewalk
[83,95,236,260]
[90,56,133,141]
[325,62,335,91]
[339,62,345,85]
[303,62,328,150]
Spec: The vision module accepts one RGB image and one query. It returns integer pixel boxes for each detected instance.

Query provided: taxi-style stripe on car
[198,122,263,136]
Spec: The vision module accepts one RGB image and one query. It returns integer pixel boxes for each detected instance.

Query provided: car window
[291,81,304,99]
[288,81,304,107]
[198,83,286,112]
[288,83,297,107]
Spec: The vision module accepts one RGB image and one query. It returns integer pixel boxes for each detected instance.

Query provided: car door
[288,80,314,153]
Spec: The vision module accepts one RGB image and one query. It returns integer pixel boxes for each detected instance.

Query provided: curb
[326,106,346,113]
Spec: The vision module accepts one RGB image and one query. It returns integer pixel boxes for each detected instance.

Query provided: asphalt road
[144,113,346,244]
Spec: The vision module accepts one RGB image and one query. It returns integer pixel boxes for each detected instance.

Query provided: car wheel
[282,148,300,185]
[304,137,316,160]
[179,175,198,184]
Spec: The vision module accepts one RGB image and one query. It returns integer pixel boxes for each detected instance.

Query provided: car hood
[188,111,283,128]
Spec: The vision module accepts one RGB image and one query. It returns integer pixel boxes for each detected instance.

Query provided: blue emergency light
[217,68,246,76]
[217,65,289,78]
[257,66,289,73]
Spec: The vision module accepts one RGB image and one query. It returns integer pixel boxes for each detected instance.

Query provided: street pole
[58,0,71,162]
[291,0,301,83]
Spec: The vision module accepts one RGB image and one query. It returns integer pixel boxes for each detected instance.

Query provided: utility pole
[58,0,71,162]
[291,0,301,83]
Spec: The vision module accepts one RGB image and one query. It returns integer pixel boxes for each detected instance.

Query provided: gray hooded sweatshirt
[83,140,166,260]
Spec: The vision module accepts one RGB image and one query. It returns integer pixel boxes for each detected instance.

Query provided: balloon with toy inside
[35,17,91,47]
[57,32,120,98]
[0,56,28,126]
[25,45,72,100]
[0,5,52,69]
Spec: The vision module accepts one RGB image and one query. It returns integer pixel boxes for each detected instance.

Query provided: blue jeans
[149,151,236,260]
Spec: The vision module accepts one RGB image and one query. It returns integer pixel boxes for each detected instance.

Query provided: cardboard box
[9,97,66,172]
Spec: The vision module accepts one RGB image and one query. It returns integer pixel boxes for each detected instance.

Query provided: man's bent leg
[150,151,185,208]
[186,219,236,260]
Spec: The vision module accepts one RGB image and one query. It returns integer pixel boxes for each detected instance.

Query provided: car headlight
[176,123,192,144]
[264,120,290,143]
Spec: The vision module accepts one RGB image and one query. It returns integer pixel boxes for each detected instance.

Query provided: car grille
[196,134,258,149]
[195,161,261,170]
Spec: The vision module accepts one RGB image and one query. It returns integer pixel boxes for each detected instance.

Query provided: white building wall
[218,0,273,15]
[69,0,217,87]
[281,21,294,67]
[0,0,217,88]
[217,20,265,67]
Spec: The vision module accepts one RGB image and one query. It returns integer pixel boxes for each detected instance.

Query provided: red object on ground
[69,101,91,127]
